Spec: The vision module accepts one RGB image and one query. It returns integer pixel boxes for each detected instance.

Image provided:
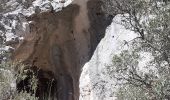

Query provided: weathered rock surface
[2,0,113,99]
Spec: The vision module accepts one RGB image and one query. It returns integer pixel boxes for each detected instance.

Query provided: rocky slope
[0,0,114,100]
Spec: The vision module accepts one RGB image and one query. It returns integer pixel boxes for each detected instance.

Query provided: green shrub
[0,62,38,100]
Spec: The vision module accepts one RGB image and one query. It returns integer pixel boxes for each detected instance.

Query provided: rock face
[79,15,137,100]
[8,0,113,99]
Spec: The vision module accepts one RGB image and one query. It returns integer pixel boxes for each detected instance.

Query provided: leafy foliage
[0,62,38,100]
[105,0,170,99]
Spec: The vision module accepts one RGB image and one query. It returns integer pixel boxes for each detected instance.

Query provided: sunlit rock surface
[79,15,138,100]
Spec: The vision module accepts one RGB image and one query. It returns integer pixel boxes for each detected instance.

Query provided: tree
[105,0,170,99]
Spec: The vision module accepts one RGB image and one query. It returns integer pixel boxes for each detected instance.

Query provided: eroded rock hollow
[12,0,113,99]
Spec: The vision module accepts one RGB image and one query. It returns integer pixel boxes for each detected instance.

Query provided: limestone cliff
[1,0,113,99]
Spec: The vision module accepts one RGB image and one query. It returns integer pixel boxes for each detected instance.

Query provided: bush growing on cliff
[105,0,170,99]
[0,62,38,100]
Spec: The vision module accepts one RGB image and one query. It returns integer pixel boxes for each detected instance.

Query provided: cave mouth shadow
[16,67,74,100]
[16,68,57,100]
